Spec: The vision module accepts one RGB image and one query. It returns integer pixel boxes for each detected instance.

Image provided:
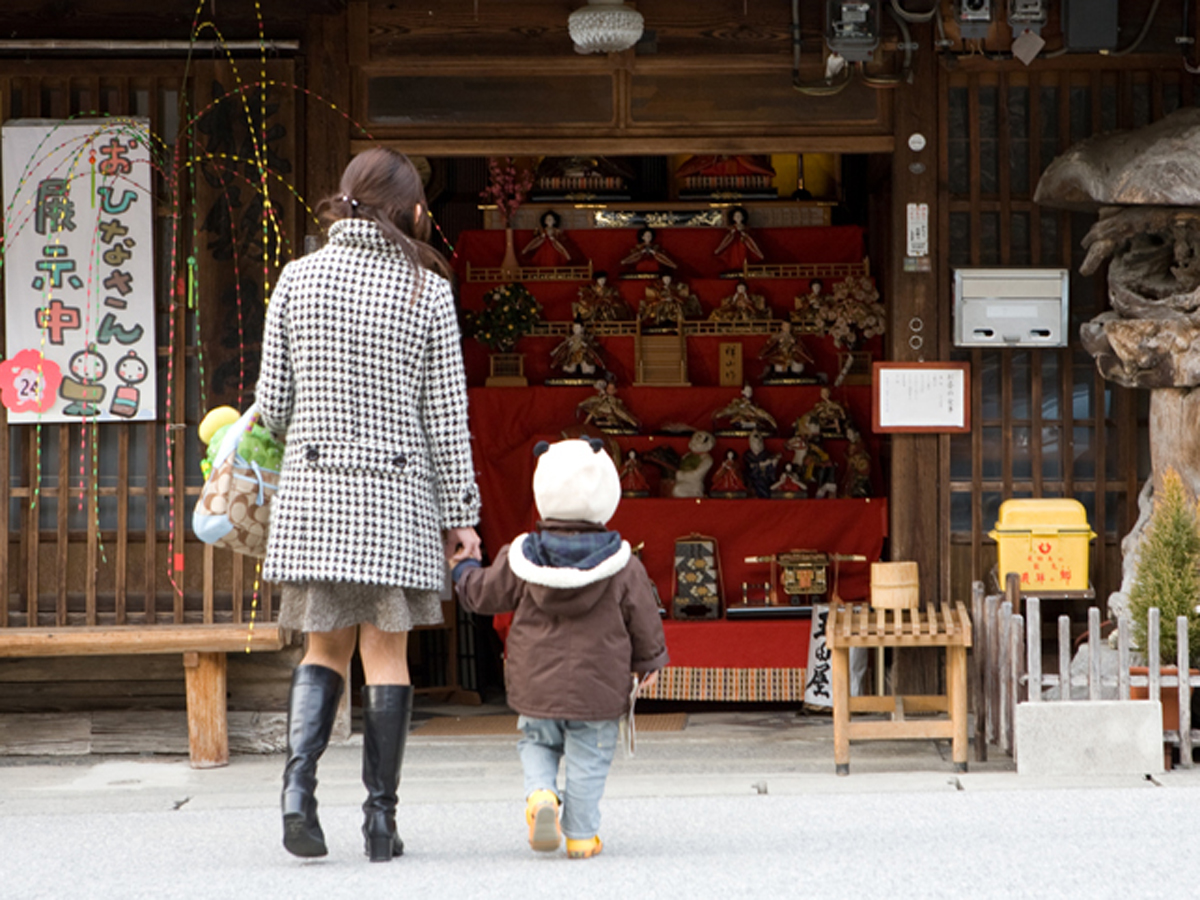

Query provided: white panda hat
[532,437,621,525]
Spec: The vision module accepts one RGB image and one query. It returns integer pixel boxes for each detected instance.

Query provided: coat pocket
[299,439,418,479]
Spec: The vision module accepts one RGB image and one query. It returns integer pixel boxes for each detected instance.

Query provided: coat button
[305,446,319,461]
[392,453,407,468]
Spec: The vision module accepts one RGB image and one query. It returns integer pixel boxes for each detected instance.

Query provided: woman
[256,148,482,862]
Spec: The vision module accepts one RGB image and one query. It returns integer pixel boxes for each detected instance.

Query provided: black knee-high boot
[281,664,344,858]
[361,684,413,862]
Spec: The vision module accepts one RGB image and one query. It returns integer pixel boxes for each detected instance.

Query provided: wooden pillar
[305,4,353,228]
[183,651,229,768]
[888,22,942,694]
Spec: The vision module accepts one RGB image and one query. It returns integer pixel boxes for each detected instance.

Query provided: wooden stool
[827,602,973,775]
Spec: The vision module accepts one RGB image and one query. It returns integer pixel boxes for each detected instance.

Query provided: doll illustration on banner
[804,387,851,440]
[60,345,108,417]
[109,350,149,418]
[709,449,748,498]
[713,205,764,275]
[671,430,715,499]
[639,274,700,330]
[709,280,770,323]
[711,384,777,437]
[770,462,806,499]
[619,449,651,498]
[576,379,641,434]
[521,209,572,267]
[547,322,605,386]
[621,226,677,277]
[758,321,818,385]
[573,271,631,323]
[743,430,780,499]
[841,426,872,498]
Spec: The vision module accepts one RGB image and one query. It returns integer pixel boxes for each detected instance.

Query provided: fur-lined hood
[506,520,632,619]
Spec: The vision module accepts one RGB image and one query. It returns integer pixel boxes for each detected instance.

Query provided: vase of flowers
[463,282,543,386]
[481,156,534,281]
[813,273,885,385]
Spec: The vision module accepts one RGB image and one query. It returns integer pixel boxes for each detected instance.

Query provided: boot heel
[367,834,395,862]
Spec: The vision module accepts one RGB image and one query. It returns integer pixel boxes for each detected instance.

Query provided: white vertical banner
[2,117,157,423]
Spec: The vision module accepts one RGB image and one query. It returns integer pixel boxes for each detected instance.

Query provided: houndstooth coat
[255,219,480,591]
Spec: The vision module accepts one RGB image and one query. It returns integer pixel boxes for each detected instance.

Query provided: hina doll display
[621,226,677,277]
[576,380,641,434]
[670,431,715,499]
[709,280,770,322]
[619,449,651,498]
[521,209,572,266]
[842,426,872,498]
[758,321,817,384]
[770,462,806,499]
[711,384,777,436]
[804,387,851,440]
[712,205,765,274]
[742,431,780,499]
[709,449,748,498]
[547,322,604,386]
[573,271,631,323]
[639,274,701,329]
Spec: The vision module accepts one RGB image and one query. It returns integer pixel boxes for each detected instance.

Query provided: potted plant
[463,282,543,386]
[1126,467,1200,735]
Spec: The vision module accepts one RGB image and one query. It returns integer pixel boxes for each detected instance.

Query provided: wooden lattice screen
[0,61,299,630]
[941,63,1196,612]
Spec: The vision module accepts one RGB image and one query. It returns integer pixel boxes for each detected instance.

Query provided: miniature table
[827,601,973,774]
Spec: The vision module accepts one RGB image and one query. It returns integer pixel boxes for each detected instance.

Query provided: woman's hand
[445,527,482,565]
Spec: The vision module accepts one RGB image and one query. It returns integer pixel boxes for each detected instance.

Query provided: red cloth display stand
[454,224,887,689]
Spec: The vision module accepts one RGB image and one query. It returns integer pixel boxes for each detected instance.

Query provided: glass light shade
[568,1,645,54]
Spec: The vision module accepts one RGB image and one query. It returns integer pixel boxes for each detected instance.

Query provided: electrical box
[1062,0,1118,50]
[826,0,880,62]
[953,268,1069,347]
[956,0,992,40]
[1007,0,1046,36]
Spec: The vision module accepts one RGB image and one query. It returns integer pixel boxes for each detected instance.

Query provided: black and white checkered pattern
[255,219,480,590]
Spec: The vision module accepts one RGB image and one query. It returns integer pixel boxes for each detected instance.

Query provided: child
[451,437,668,859]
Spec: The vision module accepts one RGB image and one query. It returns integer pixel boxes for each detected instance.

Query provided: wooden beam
[0,624,285,658]
[357,135,895,157]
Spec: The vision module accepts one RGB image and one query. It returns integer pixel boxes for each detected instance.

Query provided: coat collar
[327,219,402,256]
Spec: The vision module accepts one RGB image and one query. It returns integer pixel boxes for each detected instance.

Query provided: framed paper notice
[872,362,970,433]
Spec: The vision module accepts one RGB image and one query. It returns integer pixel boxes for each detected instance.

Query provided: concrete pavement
[2,706,1199,899]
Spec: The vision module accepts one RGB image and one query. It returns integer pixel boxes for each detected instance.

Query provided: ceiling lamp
[568,0,644,55]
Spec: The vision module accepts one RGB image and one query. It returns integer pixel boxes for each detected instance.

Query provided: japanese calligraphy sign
[2,118,156,423]
[871,361,971,433]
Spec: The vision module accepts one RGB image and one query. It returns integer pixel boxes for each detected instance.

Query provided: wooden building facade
[0,0,1196,721]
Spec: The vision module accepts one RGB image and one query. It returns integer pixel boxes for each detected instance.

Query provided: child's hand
[637,670,659,692]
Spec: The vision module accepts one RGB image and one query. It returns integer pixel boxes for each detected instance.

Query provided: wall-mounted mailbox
[953,268,1069,348]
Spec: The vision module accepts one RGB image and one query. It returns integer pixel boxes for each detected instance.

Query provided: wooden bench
[827,601,973,775]
[0,623,285,768]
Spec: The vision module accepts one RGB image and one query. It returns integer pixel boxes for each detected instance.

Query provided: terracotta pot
[1129,665,1198,732]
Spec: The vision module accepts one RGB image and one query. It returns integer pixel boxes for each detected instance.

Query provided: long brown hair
[316,148,453,282]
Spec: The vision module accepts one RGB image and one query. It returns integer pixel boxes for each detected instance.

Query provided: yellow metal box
[988,498,1095,592]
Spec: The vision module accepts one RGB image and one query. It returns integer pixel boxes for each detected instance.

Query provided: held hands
[445,527,482,566]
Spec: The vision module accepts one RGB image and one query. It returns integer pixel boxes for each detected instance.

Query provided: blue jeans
[517,716,619,840]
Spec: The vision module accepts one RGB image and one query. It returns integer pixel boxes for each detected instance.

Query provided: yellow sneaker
[566,835,603,859]
[525,790,561,852]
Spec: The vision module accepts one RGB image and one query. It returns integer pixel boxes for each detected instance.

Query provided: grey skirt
[278,581,444,633]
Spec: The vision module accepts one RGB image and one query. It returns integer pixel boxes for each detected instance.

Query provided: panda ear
[586,437,605,453]
[533,441,550,458]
